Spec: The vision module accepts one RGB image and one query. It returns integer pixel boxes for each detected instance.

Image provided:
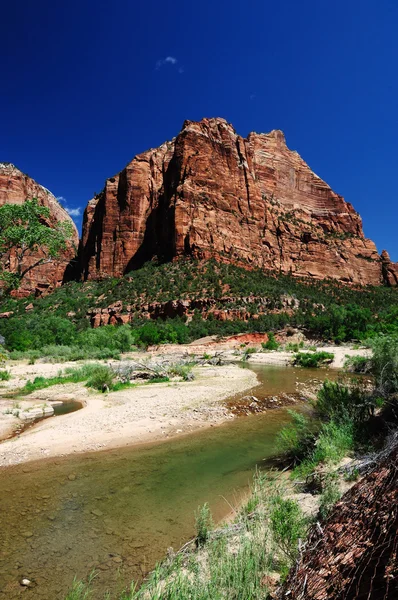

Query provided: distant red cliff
[0,163,79,295]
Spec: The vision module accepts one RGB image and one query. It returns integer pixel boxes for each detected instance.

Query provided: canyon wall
[77,117,396,285]
[0,163,79,295]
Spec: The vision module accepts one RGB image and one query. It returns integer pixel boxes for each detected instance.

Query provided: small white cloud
[156,55,183,73]
[65,207,81,217]
[56,196,81,218]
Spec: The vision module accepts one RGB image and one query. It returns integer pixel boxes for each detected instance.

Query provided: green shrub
[293,351,334,368]
[269,496,308,560]
[146,376,170,384]
[21,363,113,395]
[344,355,371,373]
[312,420,354,465]
[262,333,279,351]
[195,503,213,547]
[0,314,76,350]
[9,349,42,361]
[285,342,302,352]
[1,259,397,357]
[76,324,133,353]
[0,369,10,381]
[242,347,257,360]
[276,410,315,463]
[132,319,189,348]
[9,345,121,362]
[85,365,115,391]
[291,418,355,484]
[22,375,60,394]
[317,381,372,423]
[318,475,341,520]
[371,335,398,394]
[168,364,194,381]
[291,458,318,481]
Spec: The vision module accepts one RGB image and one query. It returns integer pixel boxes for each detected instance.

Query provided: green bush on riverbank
[293,351,334,368]
[278,335,398,482]
[17,360,193,396]
[20,364,118,394]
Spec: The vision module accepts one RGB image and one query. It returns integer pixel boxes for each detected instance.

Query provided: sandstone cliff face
[80,118,395,285]
[381,250,398,286]
[0,163,79,295]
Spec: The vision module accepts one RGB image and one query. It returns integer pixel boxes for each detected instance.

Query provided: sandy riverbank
[0,364,258,467]
[241,346,371,368]
[0,341,370,466]
[146,337,371,369]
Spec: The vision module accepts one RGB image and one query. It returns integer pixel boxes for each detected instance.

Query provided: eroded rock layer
[0,163,79,295]
[80,118,396,285]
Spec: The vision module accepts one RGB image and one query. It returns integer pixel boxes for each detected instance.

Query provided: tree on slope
[0,198,75,292]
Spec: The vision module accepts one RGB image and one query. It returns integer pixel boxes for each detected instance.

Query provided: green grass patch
[0,369,10,381]
[293,351,334,368]
[318,474,341,520]
[242,347,257,361]
[344,354,371,373]
[276,410,316,464]
[20,364,111,394]
[317,380,374,423]
[10,345,121,362]
[285,341,304,352]
[19,364,172,396]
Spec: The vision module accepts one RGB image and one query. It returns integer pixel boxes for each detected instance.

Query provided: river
[0,365,342,599]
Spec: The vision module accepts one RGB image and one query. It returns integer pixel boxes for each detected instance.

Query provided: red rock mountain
[0,163,79,295]
[79,117,395,286]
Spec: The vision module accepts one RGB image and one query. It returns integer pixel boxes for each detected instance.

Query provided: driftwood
[339,430,398,478]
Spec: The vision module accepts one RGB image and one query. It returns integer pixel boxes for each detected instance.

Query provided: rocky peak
[79,117,396,286]
[381,249,398,286]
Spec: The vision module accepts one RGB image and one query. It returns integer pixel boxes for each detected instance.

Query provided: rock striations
[0,163,79,295]
[80,118,397,286]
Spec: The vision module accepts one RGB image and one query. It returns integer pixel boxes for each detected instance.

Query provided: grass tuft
[0,369,10,381]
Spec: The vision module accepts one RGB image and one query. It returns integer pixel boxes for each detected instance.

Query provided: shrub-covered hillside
[0,258,397,354]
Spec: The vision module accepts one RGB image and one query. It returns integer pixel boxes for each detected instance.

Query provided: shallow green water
[52,400,83,417]
[0,365,340,599]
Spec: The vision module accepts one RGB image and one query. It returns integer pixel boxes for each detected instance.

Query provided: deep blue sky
[2,0,397,259]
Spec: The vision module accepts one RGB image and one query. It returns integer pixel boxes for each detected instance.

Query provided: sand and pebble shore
[0,342,370,467]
